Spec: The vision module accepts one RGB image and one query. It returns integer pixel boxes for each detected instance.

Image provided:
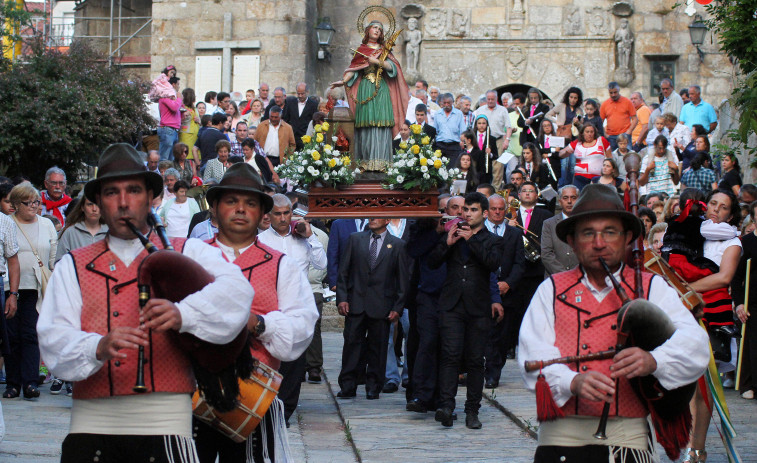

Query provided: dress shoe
[465,412,482,429]
[485,379,499,389]
[406,399,427,413]
[336,390,356,399]
[506,348,516,359]
[401,378,409,389]
[366,392,380,400]
[382,382,399,393]
[307,369,322,384]
[434,408,454,427]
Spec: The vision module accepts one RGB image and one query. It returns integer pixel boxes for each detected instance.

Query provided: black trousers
[438,303,491,412]
[305,292,324,372]
[338,312,390,395]
[4,289,39,390]
[504,276,543,352]
[434,141,463,168]
[62,433,197,463]
[739,314,757,391]
[410,291,441,406]
[534,445,647,463]
[194,411,276,463]
[485,299,519,382]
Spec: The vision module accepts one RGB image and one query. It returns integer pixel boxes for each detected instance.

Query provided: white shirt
[474,104,512,138]
[701,220,741,267]
[37,236,252,435]
[258,226,327,277]
[263,123,281,158]
[518,265,710,407]
[298,100,306,117]
[215,238,319,362]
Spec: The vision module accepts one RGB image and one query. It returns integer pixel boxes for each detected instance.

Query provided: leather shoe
[307,369,322,384]
[366,392,380,400]
[465,412,482,429]
[382,382,399,393]
[435,408,454,427]
[336,390,356,399]
[406,399,427,413]
[485,379,499,389]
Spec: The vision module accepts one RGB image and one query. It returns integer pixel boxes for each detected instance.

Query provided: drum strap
[247,398,293,463]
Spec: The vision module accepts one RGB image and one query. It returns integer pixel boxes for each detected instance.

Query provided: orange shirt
[632,105,651,145]
[599,96,636,136]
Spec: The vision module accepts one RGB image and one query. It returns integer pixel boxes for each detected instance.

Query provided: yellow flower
[411,145,420,155]
[433,159,442,169]
[399,141,408,150]
[410,124,422,135]
[328,158,337,168]
[301,135,312,144]
[316,133,324,143]
[434,150,442,158]
[311,150,321,161]
[324,144,333,152]
[322,121,330,131]
[314,124,323,133]
[420,157,428,166]
[421,136,430,145]
[342,156,351,166]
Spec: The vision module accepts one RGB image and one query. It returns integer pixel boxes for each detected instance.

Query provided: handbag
[11,215,52,295]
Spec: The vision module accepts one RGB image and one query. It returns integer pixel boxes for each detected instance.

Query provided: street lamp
[315,17,336,61]
[688,14,708,62]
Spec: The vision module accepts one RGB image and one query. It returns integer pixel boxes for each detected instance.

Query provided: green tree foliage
[0,41,153,184]
[0,0,37,56]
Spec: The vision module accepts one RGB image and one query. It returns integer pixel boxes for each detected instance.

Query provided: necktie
[493,224,499,236]
[530,105,537,117]
[478,133,484,150]
[524,209,533,235]
[370,234,380,268]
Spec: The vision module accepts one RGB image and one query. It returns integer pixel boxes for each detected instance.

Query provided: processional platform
[304,181,440,219]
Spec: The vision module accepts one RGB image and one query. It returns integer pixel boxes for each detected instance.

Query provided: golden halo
[357,6,396,38]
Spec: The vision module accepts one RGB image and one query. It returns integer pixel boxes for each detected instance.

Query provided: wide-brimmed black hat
[206,163,273,213]
[556,183,642,243]
[84,143,163,202]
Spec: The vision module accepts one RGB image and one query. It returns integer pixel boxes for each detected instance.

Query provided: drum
[644,248,704,319]
[192,361,283,443]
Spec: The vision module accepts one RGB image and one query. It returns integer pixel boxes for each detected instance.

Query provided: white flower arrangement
[383,124,451,191]
[274,121,355,188]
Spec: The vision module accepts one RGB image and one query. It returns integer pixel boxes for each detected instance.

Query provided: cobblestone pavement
[1,331,755,462]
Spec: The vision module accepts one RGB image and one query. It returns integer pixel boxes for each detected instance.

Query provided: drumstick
[736,258,751,391]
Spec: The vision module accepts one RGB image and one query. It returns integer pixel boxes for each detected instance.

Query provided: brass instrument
[507,199,541,263]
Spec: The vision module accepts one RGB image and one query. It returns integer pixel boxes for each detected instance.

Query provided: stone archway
[493,83,552,105]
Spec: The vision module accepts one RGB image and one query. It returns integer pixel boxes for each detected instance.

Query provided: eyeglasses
[576,229,623,243]
[20,200,41,207]
[47,181,66,186]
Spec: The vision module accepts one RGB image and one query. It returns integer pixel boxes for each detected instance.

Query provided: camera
[290,221,307,236]
[443,217,469,235]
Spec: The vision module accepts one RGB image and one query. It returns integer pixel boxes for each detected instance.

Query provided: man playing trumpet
[518,184,709,462]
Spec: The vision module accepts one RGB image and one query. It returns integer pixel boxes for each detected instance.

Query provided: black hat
[84,143,163,202]
[556,183,642,243]
[205,163,274,213]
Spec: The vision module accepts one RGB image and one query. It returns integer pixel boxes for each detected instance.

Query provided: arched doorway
[493,84,552,105]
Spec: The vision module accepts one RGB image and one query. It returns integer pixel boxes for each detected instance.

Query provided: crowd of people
[0,71,751,463]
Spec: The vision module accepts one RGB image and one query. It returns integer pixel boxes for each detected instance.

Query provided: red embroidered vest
[70,235,195,399]
[209,237,283,370]
[551,266,654,418]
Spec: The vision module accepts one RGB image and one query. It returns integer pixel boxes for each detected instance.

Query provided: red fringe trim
[535,374,565,422]
[649,404,692,461]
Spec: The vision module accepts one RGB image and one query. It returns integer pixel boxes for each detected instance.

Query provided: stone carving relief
[422,8,470,39]
[510,0,525,29]
[585,7,610,36]
[613,18,634,85]
[448,9,469,37]
[404,17,422,72]
[507,46,527,80]
[564,6,583,36]
[424,8,446,38]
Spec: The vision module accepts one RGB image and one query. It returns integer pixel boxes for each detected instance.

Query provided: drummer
[37,144,253,462]
[518,183,709,462]
[196,163,318,463]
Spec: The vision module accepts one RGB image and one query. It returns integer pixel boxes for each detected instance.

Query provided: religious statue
[615,18,634,70]
[330,6,410,171]
[404,17,422,72]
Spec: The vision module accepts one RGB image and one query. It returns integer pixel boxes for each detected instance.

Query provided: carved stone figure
[513,0,523,14]
[586,8,609,36]
[615,18,633,70]
[448,9,468,37]
[404,18,422,72]
[565,6,582,36]
[507,46,526,80]
[425,8,446,37]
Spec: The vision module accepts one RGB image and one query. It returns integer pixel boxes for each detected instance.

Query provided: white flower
[441,170,449,180]
[332,136,337,142]
[315,160,322,165]
[421,165,428,173]
[302,159,309,165]
[333,150,340,156]
[407,159,416,167]
[396,175,405,183]
[423,173,430,179]
[307,166,315,174]
[297,166,304,173]
[396,160,405,168]
[323,173,330,180]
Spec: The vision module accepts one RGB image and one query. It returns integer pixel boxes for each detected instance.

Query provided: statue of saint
[615,18,634,70]
[404,18,422,72]
[330,17,409,171]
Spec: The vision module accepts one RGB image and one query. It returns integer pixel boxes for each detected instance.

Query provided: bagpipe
[126,212,281,442]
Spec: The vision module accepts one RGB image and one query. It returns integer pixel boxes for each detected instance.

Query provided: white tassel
[164,436,176,463]
[246,398,293,463]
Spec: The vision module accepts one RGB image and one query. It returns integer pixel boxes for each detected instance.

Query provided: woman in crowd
[640,135,679,197]
[245,98,264,128]
[662,112,691,151]
[558,123,611,189]
[179,88,201,154]
[519,142,551,190]
[648,222,667,253]
[4,183,56,399]
[663,194,681,221]
[392,120,412,152]
[638,206,656,248]
[454,152,479,194]
[675,124,708,170]
[582,99,604,138]
[171,142,195,183]
[733,199,757,401]
[160,180,200,238]
[306,111,327,138]
[719,152,742,196]
[545,86,583,138]
[203,140,233,184]
[591,158,626,193]
[56,196,107,260]
[537,119,561,184]
[0,183,14,215]
[681,152,718,194]
[241,138,276,183]
[469,115,497,184]
[226,101,241,131]
[196,101,206,118]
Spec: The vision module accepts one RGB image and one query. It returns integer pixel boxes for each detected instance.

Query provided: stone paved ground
[1,331,755,462]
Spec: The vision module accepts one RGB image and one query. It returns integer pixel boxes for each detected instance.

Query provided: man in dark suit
[506,181,552,356]
[428,192,505,429]
[483,195,526,388]
[541,185,580,276]
[282,82,318,151]
[327,219,367,291]
[414,104,437,141]
[261,86,286,121]
[516,88,550,145]
[336,218,409,400]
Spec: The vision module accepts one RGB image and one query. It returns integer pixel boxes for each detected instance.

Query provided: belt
[159,126,179,130]
[436,141,459,145]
